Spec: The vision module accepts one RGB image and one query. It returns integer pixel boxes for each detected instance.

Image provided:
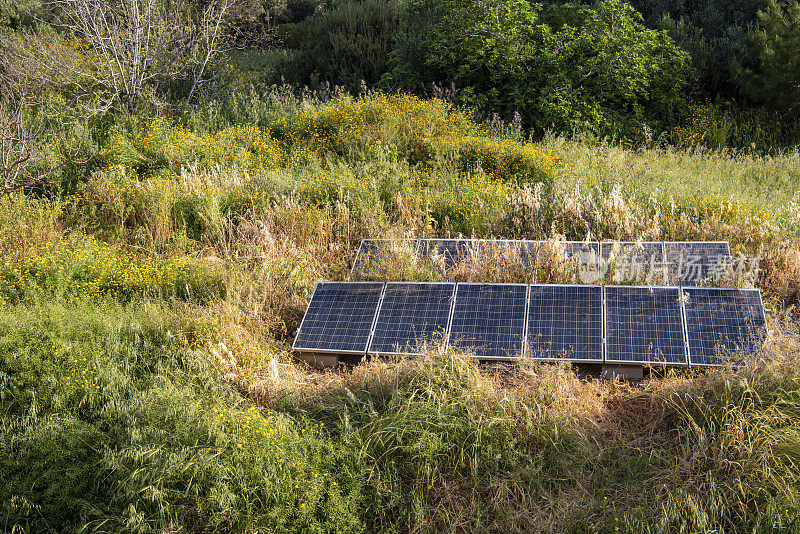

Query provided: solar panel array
[351,238,602,277]
[294,281,767,367]
[301,239,759,366]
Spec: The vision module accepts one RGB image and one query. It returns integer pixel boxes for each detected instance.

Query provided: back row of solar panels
[351,239,597,275]
[294,282,766,366]
[352,239,731,285]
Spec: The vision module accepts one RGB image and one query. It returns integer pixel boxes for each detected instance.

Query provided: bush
[98,119,285,176]
[281,0,402,92]
[0,301,366,533]
[0,239,226,305]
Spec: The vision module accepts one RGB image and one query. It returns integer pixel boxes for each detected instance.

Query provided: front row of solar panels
[293,282,767,367]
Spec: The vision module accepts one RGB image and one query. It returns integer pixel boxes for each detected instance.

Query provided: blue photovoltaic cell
[665,241,731,286]
[293,282,384,354]
[368,282,455,355]
[419,239,476,272]
[605,286,687,365]
[526,285,603,361]
[351,239,419,279]
[682,287,767,366]
[447,283,528,359]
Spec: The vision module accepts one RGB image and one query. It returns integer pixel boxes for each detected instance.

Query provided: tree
[1,0,235,112]
[628,0,760,102]
[385,0,690,137]
[738,0,800,118]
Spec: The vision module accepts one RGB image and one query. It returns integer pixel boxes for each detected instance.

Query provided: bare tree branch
[0,90,89,195]
[1,0,235,113]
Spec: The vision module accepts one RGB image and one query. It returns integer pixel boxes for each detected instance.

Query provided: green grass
[2,90,800,532]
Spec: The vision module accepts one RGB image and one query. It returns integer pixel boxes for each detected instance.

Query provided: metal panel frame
[680,286,768,368]
[603,284,689,366]
[292,280,386,355]
[665,240,730,255]
[602,285,607,363]
[525,283,604,363]
[445,282,529,361]
[563,240,601,253]
[367,281,457,356]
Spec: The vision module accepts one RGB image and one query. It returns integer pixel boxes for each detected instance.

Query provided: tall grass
[2,91,800,532]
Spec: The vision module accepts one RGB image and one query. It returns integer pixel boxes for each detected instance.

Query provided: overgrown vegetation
[1,0,800,531]
[0,89,798,532]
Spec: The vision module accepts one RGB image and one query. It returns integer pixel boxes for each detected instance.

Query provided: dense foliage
[2,0,800,144]
[387,0,689,137]
[738,0,800,119]
[281,0,401,91]
[1,90,800,532]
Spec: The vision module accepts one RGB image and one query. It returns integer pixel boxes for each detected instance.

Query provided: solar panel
[419,239,477,272]
[601,241,666,283]
[368,282,456,355]
[682,287,767,367]
[536,241,599,264]
[604,285,688,366]
[293,281,385,354]
[665,241,731,286]
[476,239,526,258]
[472,239,541,276]
[526,284,603,362]
[519,240,543,267]
[447,283,528,360]
[351,239,419,279]
[564,241,601,261]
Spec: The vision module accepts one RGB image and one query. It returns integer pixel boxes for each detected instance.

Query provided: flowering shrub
[268,93,480,161]
[0,240,225,305]
[451,136,558,184]
[99,119,284,175]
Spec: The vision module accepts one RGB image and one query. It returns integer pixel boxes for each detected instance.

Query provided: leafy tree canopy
[385,0,690,138]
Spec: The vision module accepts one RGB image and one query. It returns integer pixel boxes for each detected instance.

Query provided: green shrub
[282,0,401,92]
[0,239,226,305]
[387,0,690,139]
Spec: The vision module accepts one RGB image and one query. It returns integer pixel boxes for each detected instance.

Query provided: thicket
[280,0,401,92]
[270,0,800,146]
[2,0,799,146]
